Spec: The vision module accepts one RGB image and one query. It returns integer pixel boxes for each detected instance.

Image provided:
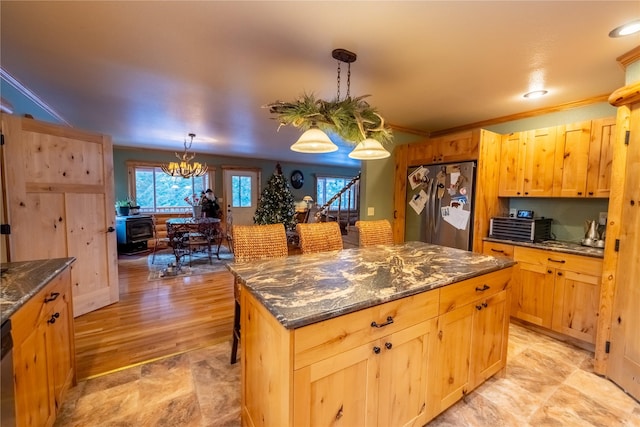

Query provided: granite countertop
[228,241,515,329]
[0,258,76,324]
[484,237,605,259]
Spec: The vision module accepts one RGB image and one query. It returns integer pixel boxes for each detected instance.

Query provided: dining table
[165,217,222,270]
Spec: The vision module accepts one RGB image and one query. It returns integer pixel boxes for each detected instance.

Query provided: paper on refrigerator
[409,189,428,215]
[440,205,470,230]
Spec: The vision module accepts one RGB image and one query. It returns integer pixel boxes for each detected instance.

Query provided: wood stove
[115,215,153,253]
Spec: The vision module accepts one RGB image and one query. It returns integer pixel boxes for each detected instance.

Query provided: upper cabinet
[586,117,616,198]
[498,127,557,197]
[498,118,614,198]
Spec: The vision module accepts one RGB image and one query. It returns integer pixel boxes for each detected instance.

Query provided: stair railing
[315,173,361,231]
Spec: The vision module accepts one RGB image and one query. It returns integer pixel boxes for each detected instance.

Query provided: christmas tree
[253,163,297,230]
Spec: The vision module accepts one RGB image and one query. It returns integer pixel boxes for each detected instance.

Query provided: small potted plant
[115,199,131,216]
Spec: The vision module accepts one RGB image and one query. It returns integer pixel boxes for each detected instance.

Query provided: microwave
[489,217,552,242]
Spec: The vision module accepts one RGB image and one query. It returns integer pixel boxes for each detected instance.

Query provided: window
[316,175,359,211]
[127,162,212,213]
[231,175,252,208]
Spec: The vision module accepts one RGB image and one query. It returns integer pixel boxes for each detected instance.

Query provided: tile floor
[56,323,639,427]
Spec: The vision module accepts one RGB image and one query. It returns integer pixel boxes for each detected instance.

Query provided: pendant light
[348,138,391,160]
[289,124,338,153]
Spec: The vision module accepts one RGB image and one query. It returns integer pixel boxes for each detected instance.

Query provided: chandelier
[161,133,208,178]
[265,48,392,160]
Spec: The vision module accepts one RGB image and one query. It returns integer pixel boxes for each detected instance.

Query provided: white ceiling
[1,1,639,167]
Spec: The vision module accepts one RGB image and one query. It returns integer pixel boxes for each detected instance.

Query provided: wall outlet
[599,211,608,225]
[367,207,375,216]
[509,208,517,218]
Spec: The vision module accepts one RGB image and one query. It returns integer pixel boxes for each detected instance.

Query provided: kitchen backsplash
[508,198,609,242]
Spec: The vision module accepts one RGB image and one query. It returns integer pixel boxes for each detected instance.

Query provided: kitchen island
[228,241,515,426]
[1,258,76,427]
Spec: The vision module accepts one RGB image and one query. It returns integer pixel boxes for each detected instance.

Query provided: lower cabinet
[482,242,602,346]
[241,267,513,427]
[432,270,511,414]
[11,267,75,427]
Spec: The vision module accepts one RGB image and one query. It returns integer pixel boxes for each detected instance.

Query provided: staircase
[315,173,361,246]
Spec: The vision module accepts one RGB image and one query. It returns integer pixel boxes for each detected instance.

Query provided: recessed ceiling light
[609,19,640,37]
[523,90,548,99]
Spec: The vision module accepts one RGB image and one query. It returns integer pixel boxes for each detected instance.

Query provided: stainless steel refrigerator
[405,161,476,251]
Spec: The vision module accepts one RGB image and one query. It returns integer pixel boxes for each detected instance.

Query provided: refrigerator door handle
[434,184,442,234]
[428,178,437,239]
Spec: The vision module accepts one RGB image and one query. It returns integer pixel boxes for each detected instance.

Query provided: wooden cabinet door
[513,261,554,328]
[553,121,591,197]
[293,341,379,427]
[498,132,525,196]
[47,274,75,410]
[432,304,474,413]
[13,321,55,427]
[471,290,509,386]
[1,114,118,316]
[586,117,616,198]
[551,270,600,344]
[378,320,435,427]
[523,127,557,197]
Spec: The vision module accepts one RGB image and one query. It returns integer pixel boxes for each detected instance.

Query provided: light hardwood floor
[73,252,236,380]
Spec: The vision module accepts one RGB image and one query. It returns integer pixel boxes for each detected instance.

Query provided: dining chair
[355,219,394,247]
[224,208,233,253]
[230,223,288,364]
[150,215,170,263]
[296,221,343,254]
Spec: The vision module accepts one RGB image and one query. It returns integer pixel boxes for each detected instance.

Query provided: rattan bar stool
[230,223,288,364]
[355,219,394,247]
[296,222,343,254]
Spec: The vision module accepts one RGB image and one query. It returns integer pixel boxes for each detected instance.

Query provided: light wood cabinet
[241,267,513,427]
[513,246,602,344]
[498,119,614,198]
[431,268,511,415]
[553,121,592,197]
[498,127,557,197]
[12,266,75,427]
[586,117,616,198]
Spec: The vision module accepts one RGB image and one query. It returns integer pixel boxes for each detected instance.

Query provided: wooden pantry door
[1,113,118,316]
[607,105,640,401]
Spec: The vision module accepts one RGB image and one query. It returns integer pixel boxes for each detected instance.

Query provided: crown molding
[0,67,70,125]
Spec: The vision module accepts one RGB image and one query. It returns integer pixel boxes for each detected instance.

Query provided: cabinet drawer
[482,241,514,258]
[11,269,71,343]
[439,268,512,314]
[294,289,439,369]
[513,246,602,276]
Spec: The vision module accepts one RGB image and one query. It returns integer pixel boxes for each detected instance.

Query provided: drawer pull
[548,258,566,264]
[385,342,393,350]
[44,292,60,303]
[373,346,381,354]
[47,312,60,324]
[490,249,505,253]
[475,284,490,292]
[371,316,394,328]
[476,304,483,311]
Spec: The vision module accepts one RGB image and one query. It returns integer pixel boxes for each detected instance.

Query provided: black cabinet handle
[476,304,483,311]
[475,284,490,292]
[44,292,60,303]
[548,258,566,263]
[482,302,488,308]
[548,270,553,274]
[491,249,505,253]
[373,346,381,354]
[371,316,394,328]
[557,272,563,277]
[47,312,60,324]
[385,342,393,350]
[577,192,583,196]
[107,226,115,233]
[588,192,594,196]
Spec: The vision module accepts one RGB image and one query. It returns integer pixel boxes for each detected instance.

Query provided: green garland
[264,93,393,145]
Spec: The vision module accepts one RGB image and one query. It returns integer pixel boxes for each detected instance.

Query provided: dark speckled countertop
[228,241,515,329]
[0,258,76,324]
[484,237,605,259]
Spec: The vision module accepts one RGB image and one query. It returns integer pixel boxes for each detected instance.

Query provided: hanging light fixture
[264,48,392,160]
[161,133,208,178]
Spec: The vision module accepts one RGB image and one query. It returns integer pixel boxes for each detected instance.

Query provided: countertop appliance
[489,217,553,242]
[405,161,476,251]
[1,319,15,426]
